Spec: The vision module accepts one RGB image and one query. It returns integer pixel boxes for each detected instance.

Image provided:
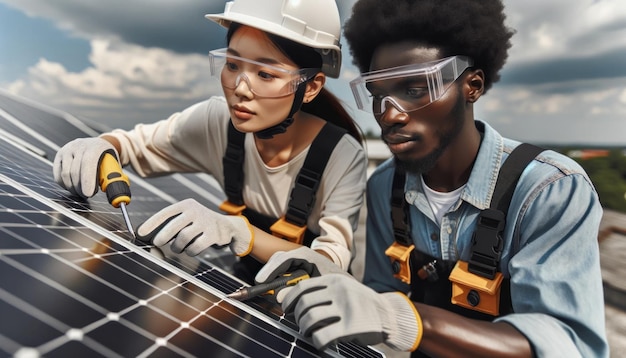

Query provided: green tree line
[554,147,626,213]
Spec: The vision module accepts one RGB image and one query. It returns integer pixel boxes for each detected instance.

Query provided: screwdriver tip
[226,290,247,301]
[119,202,136,239]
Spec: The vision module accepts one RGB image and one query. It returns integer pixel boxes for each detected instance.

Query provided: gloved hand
[255,246,348,284]
[136,198,254,257]
[255,246,350,303]
[53,137,117,198]
[281,273,422,352]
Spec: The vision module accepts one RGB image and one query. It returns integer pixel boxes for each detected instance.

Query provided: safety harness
[386,142,544,320]
[220,121,347,282]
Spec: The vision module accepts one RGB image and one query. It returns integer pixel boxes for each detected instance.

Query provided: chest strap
[387,142,544,316]
[220,121,246,213]
[385,164,415,284]
[220,121,347,245]
[467,143,544,278]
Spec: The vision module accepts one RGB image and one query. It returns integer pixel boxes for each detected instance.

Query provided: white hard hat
[206,0,342,78]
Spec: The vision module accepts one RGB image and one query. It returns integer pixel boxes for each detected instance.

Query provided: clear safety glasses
[209,48,318,98]
[349,56,473,115]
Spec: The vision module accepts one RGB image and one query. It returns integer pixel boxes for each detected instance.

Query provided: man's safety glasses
[349,56,473,115]
[209,48,318,98]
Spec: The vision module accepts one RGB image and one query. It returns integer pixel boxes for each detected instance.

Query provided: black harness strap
[223,121,347,227]
[223,121,246,206]
[391,164,412,246]
[224,121,347,284]
[389,142,544,323]
[285,123,347,226]
[468,143,544,278]
[493,143,545,213]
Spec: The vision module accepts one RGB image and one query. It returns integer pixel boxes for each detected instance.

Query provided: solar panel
[0,89,227,213]
[0,89,234,268]
[0,94,385,358]
[0,89,96,161]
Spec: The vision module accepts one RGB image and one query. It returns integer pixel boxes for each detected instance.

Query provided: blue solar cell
[0,94,385,358]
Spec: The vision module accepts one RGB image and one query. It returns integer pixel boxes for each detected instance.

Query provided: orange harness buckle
[385,241,415,284]
[270,217,306,245]
[219,200,247,216]
[449,261,504,316]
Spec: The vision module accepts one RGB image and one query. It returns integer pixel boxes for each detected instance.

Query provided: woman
[53,0,367,284]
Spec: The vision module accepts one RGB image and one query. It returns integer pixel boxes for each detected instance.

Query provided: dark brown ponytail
[302,88,363,144]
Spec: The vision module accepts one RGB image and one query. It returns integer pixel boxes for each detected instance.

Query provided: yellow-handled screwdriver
[227,269,310,301]
[99,152,135,239]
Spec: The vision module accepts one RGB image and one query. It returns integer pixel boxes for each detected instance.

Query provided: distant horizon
[2,86,624,149]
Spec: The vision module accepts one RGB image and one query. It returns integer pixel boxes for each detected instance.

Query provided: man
[255,0,609,356]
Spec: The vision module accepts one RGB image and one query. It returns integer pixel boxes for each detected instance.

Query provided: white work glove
[255,246,348,283]
[255,246,350,303]
[281,273,422,352]
[53,137,117,198]
[136,198,254,257]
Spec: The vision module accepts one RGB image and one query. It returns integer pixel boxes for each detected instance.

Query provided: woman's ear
[303,72,326,103]
[466,69,485,103]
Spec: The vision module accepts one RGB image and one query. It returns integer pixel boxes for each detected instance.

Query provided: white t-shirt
[421,175,464,226]
[107,96,367,269]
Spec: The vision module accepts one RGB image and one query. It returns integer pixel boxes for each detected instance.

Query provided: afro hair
[343,0,515,93]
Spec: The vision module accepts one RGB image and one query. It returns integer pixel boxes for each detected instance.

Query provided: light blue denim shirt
[364,120,608,357]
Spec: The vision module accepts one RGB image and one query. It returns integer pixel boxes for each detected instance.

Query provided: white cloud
[2,0,625,144]
[505,0,626,63]
[477,76,626,145]
[0,0,228,54]
[619,89,626,104]
[6,38,220,129]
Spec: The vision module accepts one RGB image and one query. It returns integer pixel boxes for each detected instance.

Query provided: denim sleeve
[495,173,609,357]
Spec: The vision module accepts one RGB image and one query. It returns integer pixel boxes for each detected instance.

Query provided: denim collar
[405,120,504,211]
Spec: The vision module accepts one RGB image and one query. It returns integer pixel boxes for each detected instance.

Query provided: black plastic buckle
[468,208,506,279]
[285,167,320,226]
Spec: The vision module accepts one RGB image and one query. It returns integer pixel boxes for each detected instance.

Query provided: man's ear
[466,69,485,103]
[303,72,326,103]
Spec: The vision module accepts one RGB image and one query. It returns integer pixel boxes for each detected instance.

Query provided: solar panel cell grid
[0,122,384,357]
[0,180,323,357]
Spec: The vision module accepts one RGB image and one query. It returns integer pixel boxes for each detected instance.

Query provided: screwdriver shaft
[119,202,135,238]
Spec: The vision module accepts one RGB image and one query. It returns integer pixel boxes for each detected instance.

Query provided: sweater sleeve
[103,97,230,182]
[309,135,368,270]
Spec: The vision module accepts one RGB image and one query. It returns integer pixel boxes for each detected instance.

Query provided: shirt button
[430,233,439,241]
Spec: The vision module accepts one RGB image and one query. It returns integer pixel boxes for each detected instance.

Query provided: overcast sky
[1,0,625,145]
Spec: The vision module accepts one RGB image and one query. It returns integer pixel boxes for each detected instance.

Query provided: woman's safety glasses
[209,48,318,98]
[349,56,473,115]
